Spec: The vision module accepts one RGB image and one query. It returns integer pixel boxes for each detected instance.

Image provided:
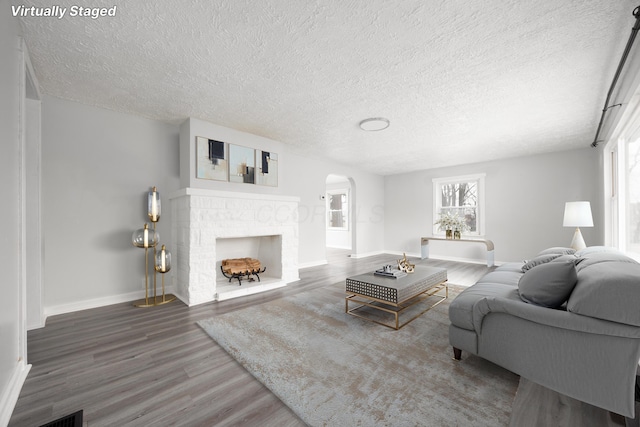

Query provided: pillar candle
[150,194,158,221]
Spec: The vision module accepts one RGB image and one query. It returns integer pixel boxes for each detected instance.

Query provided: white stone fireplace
[169,188,300,305]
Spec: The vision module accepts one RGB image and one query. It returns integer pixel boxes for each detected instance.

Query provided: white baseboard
[349,250,385,259]
[0,361,31,427]
[299,260,328,269]
[43,286,178,322]
[26,317,46,331]
[384,250,422,259]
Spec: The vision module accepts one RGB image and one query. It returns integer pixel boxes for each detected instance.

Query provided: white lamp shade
[563,201,593,227]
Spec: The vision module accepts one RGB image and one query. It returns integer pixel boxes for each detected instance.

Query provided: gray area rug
[198,282,519,426]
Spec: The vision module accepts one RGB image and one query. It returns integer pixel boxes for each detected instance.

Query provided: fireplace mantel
[169,187,300,204]
[169,189,300,305]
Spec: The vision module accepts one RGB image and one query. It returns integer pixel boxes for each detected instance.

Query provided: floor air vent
[39,410,83,427]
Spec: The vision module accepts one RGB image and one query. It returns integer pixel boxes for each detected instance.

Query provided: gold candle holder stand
[132,186,176,307]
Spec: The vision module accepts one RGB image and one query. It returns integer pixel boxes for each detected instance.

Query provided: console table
[420,236,495,267]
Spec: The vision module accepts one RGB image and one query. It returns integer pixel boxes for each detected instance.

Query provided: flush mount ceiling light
[359,117,390,131]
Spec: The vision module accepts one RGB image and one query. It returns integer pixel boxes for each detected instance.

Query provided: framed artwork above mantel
[256,149,278,187]
[196,136,228,181]
[229,144,255,184]
[195,136,278,187]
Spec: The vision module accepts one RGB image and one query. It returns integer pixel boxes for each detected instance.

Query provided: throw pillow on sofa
[521,253,562,272]
[518,261,578,308]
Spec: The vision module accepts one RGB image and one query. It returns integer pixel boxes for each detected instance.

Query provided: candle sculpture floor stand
[132,187,176,307]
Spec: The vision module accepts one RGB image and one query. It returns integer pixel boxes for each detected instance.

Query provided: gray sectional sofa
[449,246,640,418]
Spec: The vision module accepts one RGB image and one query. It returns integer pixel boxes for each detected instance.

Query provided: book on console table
[374,269,407,279]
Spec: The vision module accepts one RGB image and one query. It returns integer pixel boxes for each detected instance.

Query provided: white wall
[36,109,386,317]
[384,147,603,263]
[41,96,181,315]
[36,97,605,314]
[0,9,31,425]
[25,97,43,330]
[180,118,385,266]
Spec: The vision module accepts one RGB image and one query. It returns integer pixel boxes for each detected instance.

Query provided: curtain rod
[591,6,640,148]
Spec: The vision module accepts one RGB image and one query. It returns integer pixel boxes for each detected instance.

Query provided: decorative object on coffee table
[397,252,415,273]
[374,264,406,278]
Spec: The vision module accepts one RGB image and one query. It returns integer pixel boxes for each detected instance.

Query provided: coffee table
[345,265,448,330]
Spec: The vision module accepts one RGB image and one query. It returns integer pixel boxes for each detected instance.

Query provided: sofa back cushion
[574,251,637,273]
[537,247,576,256]
[518,261,578,308]
[568,260,640,326]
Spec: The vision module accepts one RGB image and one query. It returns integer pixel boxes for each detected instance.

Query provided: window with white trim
[606,134,640,260]
[327,190,349,230]
[604,92,640,261]
[433,174,485,236]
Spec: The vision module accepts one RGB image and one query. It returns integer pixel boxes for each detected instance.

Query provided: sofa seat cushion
[518,260,578,308]
[493,262,526,274]
[449,282,520,331]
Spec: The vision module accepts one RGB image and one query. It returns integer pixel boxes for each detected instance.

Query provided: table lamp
[563,201,593,251]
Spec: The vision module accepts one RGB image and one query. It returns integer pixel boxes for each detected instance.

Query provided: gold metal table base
[133,294,177,308]
[345,281,448,330]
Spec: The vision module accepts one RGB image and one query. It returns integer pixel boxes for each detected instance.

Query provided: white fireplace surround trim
[170,187,300,203]
[169,188,300,306]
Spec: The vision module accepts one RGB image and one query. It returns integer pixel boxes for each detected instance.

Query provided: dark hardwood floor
[8,251,495,427]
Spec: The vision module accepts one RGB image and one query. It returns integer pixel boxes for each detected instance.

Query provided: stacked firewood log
[221,258,262,275]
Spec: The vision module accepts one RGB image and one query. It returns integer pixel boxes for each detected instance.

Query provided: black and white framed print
[229,144,255,184]
[196,136,228,181]
[256,150,278,187]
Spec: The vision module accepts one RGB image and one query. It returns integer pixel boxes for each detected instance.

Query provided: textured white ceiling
[16,0,639,175]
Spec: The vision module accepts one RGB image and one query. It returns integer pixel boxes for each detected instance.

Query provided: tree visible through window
[440,182,477,232]
[433,174,485,236]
